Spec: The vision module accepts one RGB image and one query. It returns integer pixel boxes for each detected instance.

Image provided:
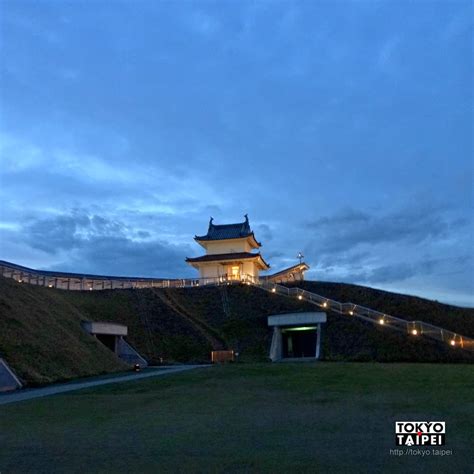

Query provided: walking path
[0,365,210,406]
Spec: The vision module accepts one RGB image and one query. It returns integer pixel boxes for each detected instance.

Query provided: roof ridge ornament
[242,213,250,234]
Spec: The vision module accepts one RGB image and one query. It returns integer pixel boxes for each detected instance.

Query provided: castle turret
[186,215,270,281]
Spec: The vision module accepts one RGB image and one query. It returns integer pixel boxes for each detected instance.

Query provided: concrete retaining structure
[81,321,148,368]
[0,358,23,392]
[117,338,148,367]
[81,321,128,337]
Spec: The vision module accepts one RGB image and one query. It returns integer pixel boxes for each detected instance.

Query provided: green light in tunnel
[282,326,317,332]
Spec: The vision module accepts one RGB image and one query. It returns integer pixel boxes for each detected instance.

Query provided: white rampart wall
[0,261,176,291]
[0,260,302,292]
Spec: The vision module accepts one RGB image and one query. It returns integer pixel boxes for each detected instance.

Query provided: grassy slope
[56,285,316,363]
[70,284,474,364]
[0,277,126,385]
[1,276,473,386]
[63,287,216,364]
[1,363,473,473]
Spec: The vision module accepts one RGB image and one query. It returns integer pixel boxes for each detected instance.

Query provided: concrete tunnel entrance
[81,321,148,368]
[268,312,327,361]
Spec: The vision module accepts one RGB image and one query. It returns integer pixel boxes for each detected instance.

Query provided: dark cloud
[24,211,90,253]
[347,255,473,286]
[351,262,421,284]
[257,224,273,242]
[317,250,372,270]
[52,236,191,278]
[24,210,126,253]
[302,204,473,302]
[21,210,192,277]
[306,205,464,254]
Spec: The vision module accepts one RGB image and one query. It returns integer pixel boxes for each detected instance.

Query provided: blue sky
[0,1,472,306]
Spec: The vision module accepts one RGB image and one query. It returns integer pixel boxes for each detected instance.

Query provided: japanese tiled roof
[195,215,261,245]
[185,252,269,267]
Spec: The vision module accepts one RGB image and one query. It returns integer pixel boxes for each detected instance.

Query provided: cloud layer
[0,1,472,306]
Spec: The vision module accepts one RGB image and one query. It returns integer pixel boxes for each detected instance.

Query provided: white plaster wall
[204,240,252,255]
[199,264,221,279]
[197,261,259,279]
[242,261,258,277]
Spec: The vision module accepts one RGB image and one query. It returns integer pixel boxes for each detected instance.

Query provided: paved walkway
[0,365,210,406]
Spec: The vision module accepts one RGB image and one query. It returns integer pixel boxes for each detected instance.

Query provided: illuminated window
[231,266,240,279]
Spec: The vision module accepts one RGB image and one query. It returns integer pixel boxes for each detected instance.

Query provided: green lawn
[1,363,473,473]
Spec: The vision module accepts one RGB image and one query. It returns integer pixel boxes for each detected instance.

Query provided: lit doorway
[229,265,240,280]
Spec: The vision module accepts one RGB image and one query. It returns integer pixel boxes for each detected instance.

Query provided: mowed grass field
[1,363,473,474]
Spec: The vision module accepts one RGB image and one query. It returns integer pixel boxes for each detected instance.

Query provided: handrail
[0,260,260,290]
[255,280,474,352]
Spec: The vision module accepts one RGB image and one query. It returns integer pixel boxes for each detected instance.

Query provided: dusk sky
[0,1,472,306]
